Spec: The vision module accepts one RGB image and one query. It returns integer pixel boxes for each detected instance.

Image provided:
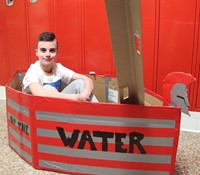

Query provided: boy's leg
[61,79,98,102]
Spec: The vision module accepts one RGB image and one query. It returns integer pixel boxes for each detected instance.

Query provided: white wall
[181,112,200,133]
[0,86,6,100]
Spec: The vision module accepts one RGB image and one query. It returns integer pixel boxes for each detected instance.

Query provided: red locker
[140,0,157,90]
[0,1,10,85]
[4,0,29,76]
[190,0,200,111]
[84,0,115,75]
[53,0,82,72]
[26,0,53,64]
[156,0,196,95]
[193,7,200,110]
[195,67,200,110]
[141,0,200,111]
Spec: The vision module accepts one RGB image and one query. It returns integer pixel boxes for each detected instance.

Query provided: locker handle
[30,0,38,3]
[6,0,14,6]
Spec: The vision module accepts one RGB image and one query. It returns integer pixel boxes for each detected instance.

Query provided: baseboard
[0,86,6,100]
[1,85,200,132]
[181,112,200,133]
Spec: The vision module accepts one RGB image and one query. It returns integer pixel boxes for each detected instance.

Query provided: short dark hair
[37,32,58,48]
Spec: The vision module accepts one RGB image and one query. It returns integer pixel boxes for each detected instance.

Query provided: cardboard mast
[105,0,144,105]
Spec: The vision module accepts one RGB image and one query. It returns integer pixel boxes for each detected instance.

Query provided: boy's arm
[29,82,81,100]
[71,73,94,101]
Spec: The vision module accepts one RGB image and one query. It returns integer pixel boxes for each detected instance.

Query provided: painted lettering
[78,130,97,150]
[93,131,114,151]
[129,132,146,154]
[56,127,146,154]
[115,132,127,153]
[57,127,79,147]
[9,114,29,135]
[17,121,29,135]
[10,115,16,125]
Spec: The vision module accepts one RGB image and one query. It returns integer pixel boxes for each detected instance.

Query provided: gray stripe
[37,128,173,147]
[7,98,29,117]
[9,127,31,149]
[38,144,171,164]
[9,140,32,163]
[8,113,30,135]
[141,137,173,147]
[36,111,175,128]
[39,160,169,175]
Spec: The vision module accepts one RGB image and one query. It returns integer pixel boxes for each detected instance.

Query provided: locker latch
[6,0,14,6]
[30,0,38,3]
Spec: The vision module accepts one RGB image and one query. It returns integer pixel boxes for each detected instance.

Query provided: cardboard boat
[6,71,180,175]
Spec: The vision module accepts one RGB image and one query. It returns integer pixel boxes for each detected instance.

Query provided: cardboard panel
[105,0,144,105]
[88,75,119,103]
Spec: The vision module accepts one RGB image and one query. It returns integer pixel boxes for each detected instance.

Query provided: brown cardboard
[87,75,108,102]
[144,92,163,106]
[89,75,162,106]
[87,75,119,103]
[104,0,144,105]
[8,72,25,91]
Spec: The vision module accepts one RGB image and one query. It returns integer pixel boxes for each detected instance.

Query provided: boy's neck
[40,64,53,75]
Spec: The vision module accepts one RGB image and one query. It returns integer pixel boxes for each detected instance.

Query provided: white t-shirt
[22,61,75,93]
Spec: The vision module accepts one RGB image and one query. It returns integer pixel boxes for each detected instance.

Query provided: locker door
[5,0,29,76]
[141,0,157,90]
[0,1,10,85]
[194,10,200,110]
[84,0,115,75]
[26,0,52,64]
[53,0,81,72]
[195,65,200,110]
[156,0,196,95]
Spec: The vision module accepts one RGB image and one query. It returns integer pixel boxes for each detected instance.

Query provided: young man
[23,32,97,102]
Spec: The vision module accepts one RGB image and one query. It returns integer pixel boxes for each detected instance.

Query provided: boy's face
[36,39,58,68]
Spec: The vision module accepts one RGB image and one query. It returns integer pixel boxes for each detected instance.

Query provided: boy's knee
[74,79,84,87]
[73,79,85,93]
